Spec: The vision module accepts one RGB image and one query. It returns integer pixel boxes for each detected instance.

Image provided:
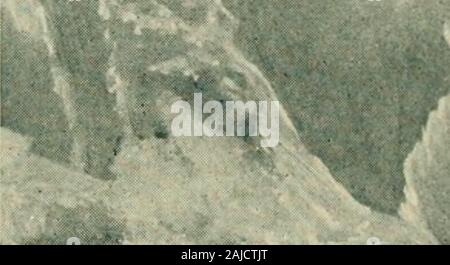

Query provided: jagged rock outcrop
[1,0,448,244]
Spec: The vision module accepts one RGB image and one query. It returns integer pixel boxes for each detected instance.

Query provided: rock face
[403,95,450,244]
[1,0,449,244]
[225,0,450,214]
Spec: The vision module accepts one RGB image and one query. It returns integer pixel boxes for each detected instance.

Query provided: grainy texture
[1,0,449,244]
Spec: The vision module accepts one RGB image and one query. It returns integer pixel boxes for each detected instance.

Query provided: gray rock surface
[1,0,449,244]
